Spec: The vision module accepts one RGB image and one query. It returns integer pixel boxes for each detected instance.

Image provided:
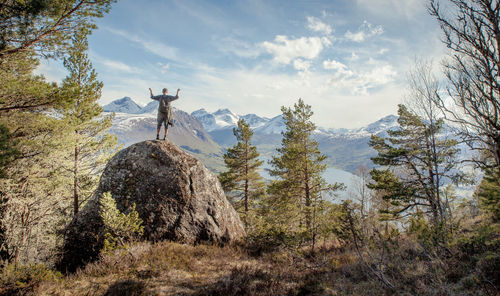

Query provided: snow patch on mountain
[240,113,270,129]
[191,108,268,132]
[318,115,399,140]
[109,112,156,132]
[191,109,282,133]
[352,115,399,136]
[102,97,401,141]
[190,108,399,138]
[254,115,285,134]
[102,97,143,113]
[137,101,158,114]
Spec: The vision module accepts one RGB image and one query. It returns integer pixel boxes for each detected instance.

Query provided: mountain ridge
[102,97,400,174]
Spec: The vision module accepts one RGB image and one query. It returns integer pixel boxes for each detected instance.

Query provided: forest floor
[1,238,497,296]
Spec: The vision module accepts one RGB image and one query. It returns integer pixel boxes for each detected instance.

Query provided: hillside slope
[107,108,224,171]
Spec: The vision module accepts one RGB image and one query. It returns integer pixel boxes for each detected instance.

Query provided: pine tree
[0,0,116,58]
[99,192,143,253]
[219,119,265,229]
[60,29,118,216]
[0,0,117,266]
[0,50,72,264]
[368,104,463,225]
[267,99,343,247]
[477,168,500,222]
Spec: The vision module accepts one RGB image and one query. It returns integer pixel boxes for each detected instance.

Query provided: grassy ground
[1,237,497,296]
[1,241,378,296]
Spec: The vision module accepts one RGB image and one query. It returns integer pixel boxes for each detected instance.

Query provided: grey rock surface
[61,140,245,271]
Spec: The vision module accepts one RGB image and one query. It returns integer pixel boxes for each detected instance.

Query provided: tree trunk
[244,139,249,227]
[74,131,79,216]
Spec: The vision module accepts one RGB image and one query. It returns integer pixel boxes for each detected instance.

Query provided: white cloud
[215,36,263,58]
[328,64,397,95]
[323,59,347,71]
[323,59,355,85]
[350,52,359,61]
[307,16,333,35]
[34,59,66,83]
[179,66,401,129]
[157,62,170,74]
[345,31,365,42]
[345,21,383,42]
[378,48,389,55]
[106,27,178,60]
[355,0,424,19]
[101,59,141,73]
[362,65,397,85]
[260,35,331,64]
[293,59,311,71]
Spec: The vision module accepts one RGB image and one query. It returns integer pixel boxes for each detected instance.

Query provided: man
[149,87,181,140]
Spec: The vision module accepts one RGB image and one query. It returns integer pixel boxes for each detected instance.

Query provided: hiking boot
[156,135,159,140]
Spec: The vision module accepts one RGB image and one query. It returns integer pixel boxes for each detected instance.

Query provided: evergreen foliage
[0,50,74,265]
[99,192,144,253]
[0,125,17,178]
[368,104,463,225]
[266,99,343,248]
[0,1,499,293]
[477,168,500,222]
[219,119,265,229]
[60,29,118,216]
[0,1,117,265]
[0,0,116,58]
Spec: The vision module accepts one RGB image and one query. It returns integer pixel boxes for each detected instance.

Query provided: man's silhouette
[149,87,180,140]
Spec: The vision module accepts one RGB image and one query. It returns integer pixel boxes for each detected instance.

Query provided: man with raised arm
[149,87,181,140]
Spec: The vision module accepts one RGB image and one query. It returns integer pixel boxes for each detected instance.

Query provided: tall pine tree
[219,119,265,229]
[0,0,117,266]
[267,99,343,245]
[368,104,464,225]
[60,29,118,216]
[0,50,72,264]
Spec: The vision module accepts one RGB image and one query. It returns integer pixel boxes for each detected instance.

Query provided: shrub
[0,264,61,295]
[99,192,144,253]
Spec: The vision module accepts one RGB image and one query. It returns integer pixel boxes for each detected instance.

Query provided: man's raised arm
[149,88,157,100]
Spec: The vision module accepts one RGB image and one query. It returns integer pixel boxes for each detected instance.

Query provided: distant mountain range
[103,97,225,171]
[102,96,404,176]
[102,96,478,201]
[190,107,399,173]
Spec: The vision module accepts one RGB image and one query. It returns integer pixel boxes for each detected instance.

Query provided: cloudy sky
[40,0,447,128]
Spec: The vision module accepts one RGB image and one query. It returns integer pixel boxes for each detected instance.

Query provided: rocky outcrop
[61,140,245,271]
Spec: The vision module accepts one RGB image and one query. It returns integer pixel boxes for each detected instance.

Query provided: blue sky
[38,0,446,128]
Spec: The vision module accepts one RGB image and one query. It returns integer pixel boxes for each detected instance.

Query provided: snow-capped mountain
[102,97,477,201]
[351,115,399,136]
[102,97,404,173]
[103,98,224,171]
[189,108,401,172]
[137,101,158,114]
[190,109,398,138]
[240,113,270,129]
[253,115,285,134]
[191,108,272,132]
[102,97,143,113]
[191,109,225,131]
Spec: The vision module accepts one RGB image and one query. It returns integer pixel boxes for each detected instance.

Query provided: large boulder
[61,140,245,271]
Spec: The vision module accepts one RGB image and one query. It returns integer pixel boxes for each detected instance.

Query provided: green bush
[477,168,500,222]
[0,264,61,295]
[99,192,144,253]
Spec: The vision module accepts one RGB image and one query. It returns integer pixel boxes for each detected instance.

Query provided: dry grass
[4,237,496,296]
[32,241,372,296]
